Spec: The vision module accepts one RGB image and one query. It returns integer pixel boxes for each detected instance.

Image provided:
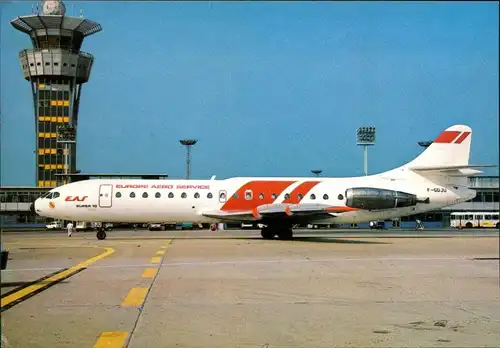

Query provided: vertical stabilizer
[405,125,471,168]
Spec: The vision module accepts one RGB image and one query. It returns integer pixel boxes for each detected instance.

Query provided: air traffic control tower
[11,0,102,188]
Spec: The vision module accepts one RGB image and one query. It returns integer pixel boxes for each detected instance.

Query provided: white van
[46,221,62,230]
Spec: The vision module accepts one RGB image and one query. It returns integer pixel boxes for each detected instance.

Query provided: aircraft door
[218,190,227,203]
[99,184,113,208]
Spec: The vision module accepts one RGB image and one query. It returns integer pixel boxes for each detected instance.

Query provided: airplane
[31,124,494,241]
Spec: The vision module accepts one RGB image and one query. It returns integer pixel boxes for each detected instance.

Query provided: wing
[201,203,357,223]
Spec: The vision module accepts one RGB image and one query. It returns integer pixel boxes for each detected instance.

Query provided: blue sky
[1,1,498,185]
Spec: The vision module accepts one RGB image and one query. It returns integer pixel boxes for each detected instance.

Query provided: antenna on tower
[80,8,84,18]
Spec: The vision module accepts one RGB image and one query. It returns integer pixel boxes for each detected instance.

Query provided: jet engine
[345,187,424,210]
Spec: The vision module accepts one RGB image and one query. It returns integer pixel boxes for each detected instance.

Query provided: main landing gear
[261,225,293,240]
[96,228,107,240]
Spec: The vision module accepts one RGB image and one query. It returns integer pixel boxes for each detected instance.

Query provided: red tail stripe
[434,131,461,144]
[282,181,320,204]
[454,131,470,144]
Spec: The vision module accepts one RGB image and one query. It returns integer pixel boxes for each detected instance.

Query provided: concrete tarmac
[1,229,499,348]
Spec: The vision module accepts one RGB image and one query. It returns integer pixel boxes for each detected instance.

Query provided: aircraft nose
[30,200,39,216]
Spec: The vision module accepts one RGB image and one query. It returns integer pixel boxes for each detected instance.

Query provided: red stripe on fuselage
[454,131,470,144]
[282,181,320,204]
[325,206,359,213]
[434,131,461,144]
[220,180,296,211]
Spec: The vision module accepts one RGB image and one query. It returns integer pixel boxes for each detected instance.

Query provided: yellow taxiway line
[1,247,115,309]
[93,331,128,348]
[141,268,158,278]
[121,287,149,307]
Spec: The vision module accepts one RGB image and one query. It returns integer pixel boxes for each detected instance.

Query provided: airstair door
[99,184,113,208]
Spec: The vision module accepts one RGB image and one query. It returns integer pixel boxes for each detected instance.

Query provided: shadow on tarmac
[287,237,391,245]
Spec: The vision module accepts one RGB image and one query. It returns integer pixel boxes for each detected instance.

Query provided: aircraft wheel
[277,228,293,240]
[96,230,107,240]
[261,228,274,240]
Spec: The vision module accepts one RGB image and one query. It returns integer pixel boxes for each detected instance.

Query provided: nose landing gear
[96,228,107,240]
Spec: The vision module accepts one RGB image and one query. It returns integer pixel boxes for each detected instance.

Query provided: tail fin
[406,124,472,168]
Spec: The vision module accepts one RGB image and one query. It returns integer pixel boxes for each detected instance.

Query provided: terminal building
[10,0,101,188]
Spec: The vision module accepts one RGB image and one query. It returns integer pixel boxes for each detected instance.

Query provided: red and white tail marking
[434,130,471,144]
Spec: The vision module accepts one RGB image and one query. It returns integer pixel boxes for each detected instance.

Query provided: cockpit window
[41,192,52,199]
[52,192,60,199]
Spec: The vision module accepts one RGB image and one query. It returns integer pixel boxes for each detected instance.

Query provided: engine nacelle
[345,187,419,210]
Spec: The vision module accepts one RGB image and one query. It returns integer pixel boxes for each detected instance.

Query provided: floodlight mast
[179,139,198,180]
[311,169,322,177]
[356,127,376,176]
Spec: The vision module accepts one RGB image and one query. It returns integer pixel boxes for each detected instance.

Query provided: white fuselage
[33,171,475,225]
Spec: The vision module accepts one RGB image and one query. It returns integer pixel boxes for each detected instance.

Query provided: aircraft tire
[261,228,274,240]
[96,230,107,240]
[277,228,293,240]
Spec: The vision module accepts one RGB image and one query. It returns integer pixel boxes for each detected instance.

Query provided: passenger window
[220,192,226,200]
[338,194,344,200]
[181,192,187,198]
[493,214,499,219]
[310,194,316,200]
[271,193,277,199]
[155,192,161,198]
[323,194,329,200]
[130,192,136,198]
[207,192,213,199]
[284,193,290,200]
[245,190,253,200]
[258,193,264,199]
[485,215,492,219]
[168,192,174,198]
[233,193,239,199]
[297,193,303,200]
[194,192,200,199]
[142,192,148,198]
[116,192,122,198]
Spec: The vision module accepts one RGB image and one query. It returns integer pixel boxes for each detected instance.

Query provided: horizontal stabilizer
[409,164,496,172]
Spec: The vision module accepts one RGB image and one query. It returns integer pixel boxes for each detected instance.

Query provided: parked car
[46,221,62,230]
[149,223,164,231]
